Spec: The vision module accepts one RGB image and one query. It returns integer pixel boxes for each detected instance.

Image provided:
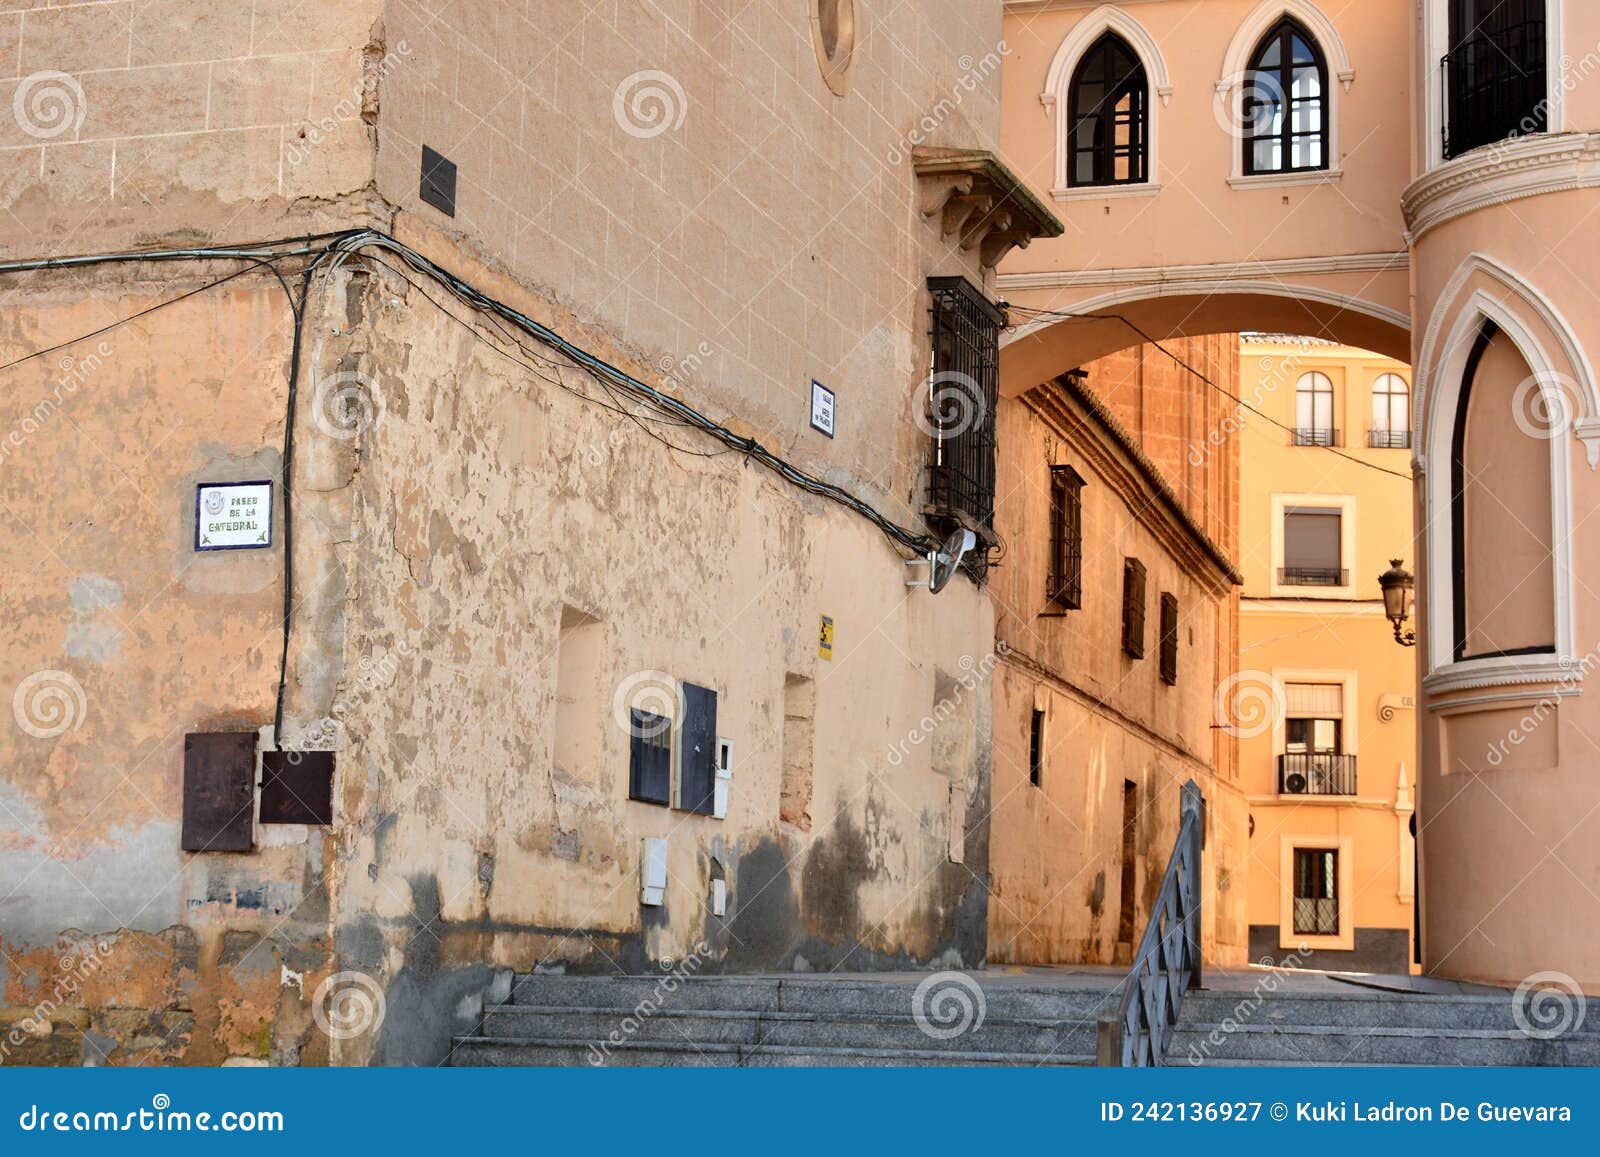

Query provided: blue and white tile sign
[194,480,273,551]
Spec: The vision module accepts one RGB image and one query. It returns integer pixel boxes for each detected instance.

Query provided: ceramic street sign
[195,481,273,551]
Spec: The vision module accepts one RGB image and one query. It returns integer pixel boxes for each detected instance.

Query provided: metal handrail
[1095,780,1204,1066]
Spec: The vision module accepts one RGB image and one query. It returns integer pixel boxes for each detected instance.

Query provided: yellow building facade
[1234,336,1417,973]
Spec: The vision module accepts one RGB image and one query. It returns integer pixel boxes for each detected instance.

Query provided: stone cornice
[1403,132,1600,242]
[912,147,1064,270]
[1025,374,1242,593]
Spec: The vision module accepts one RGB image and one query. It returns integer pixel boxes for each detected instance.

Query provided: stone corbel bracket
[912,146,1064,271]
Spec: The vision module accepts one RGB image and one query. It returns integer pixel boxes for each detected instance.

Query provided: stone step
[448,1035,1091,1067]
[1181,989,1599,1033]
[1172,1022,1600,1067]
[479,1004,1100,1055]
[509,973,1117,1021]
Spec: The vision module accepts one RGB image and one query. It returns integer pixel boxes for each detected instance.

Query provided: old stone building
[0,1,1058,1064]
[987,337,1244,968]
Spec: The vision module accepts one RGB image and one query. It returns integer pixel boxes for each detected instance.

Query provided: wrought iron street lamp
[1378,558,1416,647]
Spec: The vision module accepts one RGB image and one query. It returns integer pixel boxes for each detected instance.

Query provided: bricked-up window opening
[1048,465,1085,607]
[1028,708,1045,787]
[1242,17,1329,176]
[554,607,602,778]
[1158,592,1179,685]
[1068,32,1149,187]
[1293,847,1340,935]
[628,712,672,806]
[925,277,1002,577]
[780,674,815,830]
[1116,779,1139,955]
[1444,0,1545,160]
[1121,557,1147,659]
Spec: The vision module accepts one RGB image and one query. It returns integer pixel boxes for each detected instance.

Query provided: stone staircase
[447,973,1111,1066]
[1173,982,1600,1067]
[446,969,1600,1066]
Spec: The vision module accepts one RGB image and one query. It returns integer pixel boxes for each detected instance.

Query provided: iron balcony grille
[925,277,1003,564]
[1442,18,1546,160]
[1279,566,1347,587]
[1368,429,1412,449]
[1278,752,1358,796]
[1292,427,1340,447]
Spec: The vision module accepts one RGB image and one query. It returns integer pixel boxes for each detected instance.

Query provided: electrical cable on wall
[1006,303,1416,482]
[0,229,948,749]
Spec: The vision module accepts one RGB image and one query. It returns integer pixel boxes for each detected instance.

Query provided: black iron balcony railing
[1368,428,1411,449]
[1279,567,1348,587]
[1292,427,1340,448]
[1278,752,1358,796]
[1442,18,1547,160]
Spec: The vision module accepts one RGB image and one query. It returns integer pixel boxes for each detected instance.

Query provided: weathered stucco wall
[0,269,333,1064]
[985,340,1247,969]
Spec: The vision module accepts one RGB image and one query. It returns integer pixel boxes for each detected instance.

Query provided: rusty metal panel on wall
[180,732,257,852]
[259,750,335,825]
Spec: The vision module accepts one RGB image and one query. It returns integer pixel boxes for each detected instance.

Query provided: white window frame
[1270,492,1356,598]
[1041,4,1172,200]
[1414,256,1587,698]
[1279,834,1354,951]
[1218,0,1354,189]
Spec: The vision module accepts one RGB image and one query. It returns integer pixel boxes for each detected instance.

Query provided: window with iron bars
[925,277,1002,576]
[1121,557,1147,659]
[1158,592,1179,685]
[1443,0,1546,160]
[1048,465,1085,607]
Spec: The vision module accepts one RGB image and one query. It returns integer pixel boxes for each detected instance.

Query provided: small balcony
[1278,566,1348,587]
[1292,427,1340,448]
[1278,752,1358,797]
[1442,18,1547,160]
[1367,429,1411,449]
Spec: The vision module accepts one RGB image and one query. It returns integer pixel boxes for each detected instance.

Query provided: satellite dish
[929,528,977,593]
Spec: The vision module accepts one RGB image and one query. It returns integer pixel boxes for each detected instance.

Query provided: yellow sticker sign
[818,615,834,660]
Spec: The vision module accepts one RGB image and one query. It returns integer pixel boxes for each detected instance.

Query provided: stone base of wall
[1248,925,1412,975]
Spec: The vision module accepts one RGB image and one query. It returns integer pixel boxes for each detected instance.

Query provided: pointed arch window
[1242,18,1329,175]
[1068,32,1149,187]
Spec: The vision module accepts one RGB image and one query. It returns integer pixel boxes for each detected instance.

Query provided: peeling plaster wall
[315,261,995,1064]
[0,273,333,1064]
